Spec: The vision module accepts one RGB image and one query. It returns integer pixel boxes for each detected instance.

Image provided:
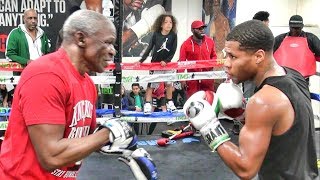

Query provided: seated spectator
[0,85,10,108]
[0,85,8,108]
[128,83,144,134]
[128,83,144,112]
[121,85,129,110]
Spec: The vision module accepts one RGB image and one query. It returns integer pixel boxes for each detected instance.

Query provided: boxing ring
[77,120,240,180]
[0,61,319,179]
[1,60,319,127]
[79,120,320,180]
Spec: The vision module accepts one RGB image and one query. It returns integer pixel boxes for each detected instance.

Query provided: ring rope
[0,108,188,130]
[0,71,227,85]
[0,60,225,72]
[0,61,319,130]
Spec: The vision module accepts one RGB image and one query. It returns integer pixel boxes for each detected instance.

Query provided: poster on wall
[0,0,172,61]
[80,0,172,58]
[202,0,236,59]
[120,0,171,58]
[0,0,79,60]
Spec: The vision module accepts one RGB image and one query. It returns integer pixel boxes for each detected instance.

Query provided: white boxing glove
[214,81,245,119]
[119,148,158,180]
[183,90,215,108]
[94,118,137,154]
[184,99,216,130]
[184,99,230,151]
[130,4,165,39]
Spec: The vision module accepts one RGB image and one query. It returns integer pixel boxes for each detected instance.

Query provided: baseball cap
[191,20,207,29]
[289,15,304,28]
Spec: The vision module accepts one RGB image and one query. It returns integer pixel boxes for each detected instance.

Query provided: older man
[0,10,157,180]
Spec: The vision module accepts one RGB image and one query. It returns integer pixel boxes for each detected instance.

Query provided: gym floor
[78,120,320,180]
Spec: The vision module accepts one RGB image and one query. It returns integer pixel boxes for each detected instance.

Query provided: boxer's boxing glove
[183,90,215,107]
[94,118,137,154]
[184,99,230,151]
[119,148,158,180]
[130,4,165,39]
[214,81,245,119]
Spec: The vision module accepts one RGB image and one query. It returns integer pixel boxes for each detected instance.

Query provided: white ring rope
[0,71,227,85]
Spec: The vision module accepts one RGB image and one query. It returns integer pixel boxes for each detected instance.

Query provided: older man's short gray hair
[62,10,111,41]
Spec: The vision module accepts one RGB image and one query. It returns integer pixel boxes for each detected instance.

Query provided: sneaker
[144,102,152,115]
[166,100,177,112]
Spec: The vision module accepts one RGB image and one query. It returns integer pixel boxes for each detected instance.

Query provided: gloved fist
[184,90,215,107]
[130,4,165,39]
[184,99,230,151]
[95,118,137,154]
[214,81,245,119]
[184,98,216,130]
[119,148,158,180]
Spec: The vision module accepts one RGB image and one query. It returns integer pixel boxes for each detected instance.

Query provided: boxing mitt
[130,4,165,39]
[184,99,230,151]
[94,118,137,154]
[214,81,245,119]
[119,148,158,180]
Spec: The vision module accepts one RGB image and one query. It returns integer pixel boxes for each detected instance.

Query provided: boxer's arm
[28,124,110,171]
[215,86,288,179]
[22,74,108,171]
[216,103,273,178]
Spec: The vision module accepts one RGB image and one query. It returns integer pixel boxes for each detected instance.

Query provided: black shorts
[152,97,166,107]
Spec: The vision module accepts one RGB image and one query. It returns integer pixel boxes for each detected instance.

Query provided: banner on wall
[0,0,77,59]
[202,0,237,59]
[0,0,172,60]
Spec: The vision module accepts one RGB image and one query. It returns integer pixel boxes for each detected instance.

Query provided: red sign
[0,34,8,53]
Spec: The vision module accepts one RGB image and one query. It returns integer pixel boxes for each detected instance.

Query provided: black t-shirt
[140,31,177,63]
[256,67,318,179]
